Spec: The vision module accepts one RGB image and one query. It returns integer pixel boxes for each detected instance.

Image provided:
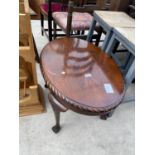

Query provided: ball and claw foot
[44,84,48,88]
[100,111,114,120]
[107,111,113,117]
[52,125,61,133]
[100,114,108,120]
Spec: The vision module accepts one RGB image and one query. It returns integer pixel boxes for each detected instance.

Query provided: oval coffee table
[40,38,125,133]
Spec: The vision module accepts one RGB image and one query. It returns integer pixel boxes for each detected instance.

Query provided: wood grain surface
[41,38,125,113]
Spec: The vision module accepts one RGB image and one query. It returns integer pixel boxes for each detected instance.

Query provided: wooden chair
[40,0,68,41]
[52,0,134,44]
[40,0,134,42]
[52,0,105,44]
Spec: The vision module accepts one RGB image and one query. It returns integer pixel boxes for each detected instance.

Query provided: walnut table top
[41,38,125,114]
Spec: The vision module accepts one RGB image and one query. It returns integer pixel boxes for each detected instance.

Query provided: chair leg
[48,16,52,41]
[53,21,57,39]
[81,30,84,35]
[95,27,102,46]
[40,13,44,36]
[76,30,80,35]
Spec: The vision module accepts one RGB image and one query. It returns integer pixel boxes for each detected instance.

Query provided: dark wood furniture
[40,0,106,41]
[40,0,68,41]
[52,0,105,43]
[40,37,125,133]
[40,0,134,42]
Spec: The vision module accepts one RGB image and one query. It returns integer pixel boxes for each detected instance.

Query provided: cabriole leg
[48,93,67,133]
[100,110,114,120]
[52,108,61,133]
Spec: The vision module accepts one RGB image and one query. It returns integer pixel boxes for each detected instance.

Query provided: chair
[52,0,105,44]
[40,0,68,41]
[52,0,134,44]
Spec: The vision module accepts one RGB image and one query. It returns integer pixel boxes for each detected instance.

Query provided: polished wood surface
[41,38,125,113]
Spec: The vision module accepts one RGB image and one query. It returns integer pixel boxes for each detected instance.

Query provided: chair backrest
[66,0,105,36]
[47,0,69,14]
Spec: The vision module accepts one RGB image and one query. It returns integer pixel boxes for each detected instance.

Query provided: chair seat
[52,12,96,31]
[40,3,63,15]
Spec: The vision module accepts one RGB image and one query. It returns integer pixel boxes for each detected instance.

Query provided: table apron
[113,30,135,55]
[50,89,117,116]
[93,12,112,32]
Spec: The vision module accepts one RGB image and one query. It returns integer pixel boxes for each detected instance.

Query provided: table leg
[125,59,135,90]
[52,107,61,133]
[44,84,48,88]
[105,34,118,55]
[48,93,67,133]
[124,53,135,75]
[101,30,113,52]
[100,110,114,120]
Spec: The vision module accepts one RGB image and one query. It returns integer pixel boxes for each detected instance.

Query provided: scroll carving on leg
[48,93,67,133]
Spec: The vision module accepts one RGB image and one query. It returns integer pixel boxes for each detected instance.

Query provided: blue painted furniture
[87,11,135,51]
[105,27,135,89]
